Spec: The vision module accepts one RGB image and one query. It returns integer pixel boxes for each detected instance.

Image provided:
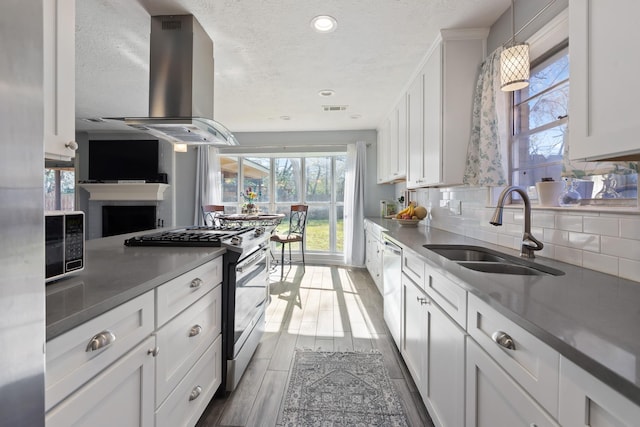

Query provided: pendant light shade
[501,0,530,91]
[500,42,530,91]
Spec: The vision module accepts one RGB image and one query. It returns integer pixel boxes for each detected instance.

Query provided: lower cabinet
[559,357,640,427]
[466,338,559,427]
[46,336,156,427]
[401,273,465,427]
[365,220,385,294]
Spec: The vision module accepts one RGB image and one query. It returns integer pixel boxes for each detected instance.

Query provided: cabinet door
[397,95,408,178]
[570,0,640,160]
[466,338,560,427]
[377,120,390,183]
[425,301,465,427]
[388,108,400,180]
[401,274,427,391]
[43,0,76,160]
[407,72,424,188]
[46,336,155,427]
[559,357,640,427]
[421,44,443,186]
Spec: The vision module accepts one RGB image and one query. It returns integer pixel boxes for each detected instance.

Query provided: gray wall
[174,146,197,226]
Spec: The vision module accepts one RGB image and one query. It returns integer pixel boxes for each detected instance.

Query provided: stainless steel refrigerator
[0,0,46,425]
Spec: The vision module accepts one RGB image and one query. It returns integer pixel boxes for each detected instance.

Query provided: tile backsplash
[409,186,640,283]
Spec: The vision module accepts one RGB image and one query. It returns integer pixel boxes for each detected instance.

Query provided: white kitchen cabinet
[466,338,560,427]
[569,0,640,161]
[365,220,385,295]
[401,272,465,427]
[43,0,76,160]
[407,29,488,188]
[377,98,407,184]
[377,120,390,184]
[467,293,560,418]
[559,357,640,427]
[46,291,155,410]
[46,336,156,427]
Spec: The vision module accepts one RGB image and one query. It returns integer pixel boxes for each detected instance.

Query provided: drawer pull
[190,278,203,288]
[85,330,116,352]
[189,325,203,337]
[189,385,202,401]
[417,296,430,305]
[492,331,516,350]
[147,346,160,357]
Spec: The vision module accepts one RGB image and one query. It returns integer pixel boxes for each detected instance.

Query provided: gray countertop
[45,231,225,340]
[366,217,640,406]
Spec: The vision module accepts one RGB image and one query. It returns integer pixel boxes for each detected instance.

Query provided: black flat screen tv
[88,139,159,182]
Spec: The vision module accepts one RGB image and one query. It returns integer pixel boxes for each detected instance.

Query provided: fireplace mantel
[78,183,170,201]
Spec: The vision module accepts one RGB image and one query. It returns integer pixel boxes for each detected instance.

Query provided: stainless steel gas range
[125,225,271,392]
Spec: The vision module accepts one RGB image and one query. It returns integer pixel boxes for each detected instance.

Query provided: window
[510,43,637,202]
[219,154,346,254]
[44,167,75,211]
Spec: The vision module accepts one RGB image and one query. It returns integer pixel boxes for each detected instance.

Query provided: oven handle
[236,247,268,274]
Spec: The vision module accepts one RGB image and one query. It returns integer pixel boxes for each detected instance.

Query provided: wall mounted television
[88,139,159,182]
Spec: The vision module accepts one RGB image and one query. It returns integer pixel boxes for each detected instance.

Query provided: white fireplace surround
[79,183,170,201]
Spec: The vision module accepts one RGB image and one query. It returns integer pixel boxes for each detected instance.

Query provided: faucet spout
[490,186,543,258]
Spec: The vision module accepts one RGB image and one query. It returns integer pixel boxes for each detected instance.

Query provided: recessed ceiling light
[311,15,337,33]
[350,114,362,119]
[280,115,291,120]
[318,89,335,97]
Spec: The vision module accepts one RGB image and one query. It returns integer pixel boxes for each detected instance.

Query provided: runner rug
[281,350,409,426]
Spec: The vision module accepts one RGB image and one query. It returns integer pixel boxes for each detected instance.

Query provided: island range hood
[108,14,238,146]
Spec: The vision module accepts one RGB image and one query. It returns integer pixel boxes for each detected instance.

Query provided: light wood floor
[196,264,434,427]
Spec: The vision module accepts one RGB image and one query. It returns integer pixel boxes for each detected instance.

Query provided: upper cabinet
[569,0,640,161]
[44,0,76,160]
[407,29,488,188]
[377,97,408,183]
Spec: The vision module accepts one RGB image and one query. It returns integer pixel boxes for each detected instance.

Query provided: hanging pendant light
[501,0,530,91]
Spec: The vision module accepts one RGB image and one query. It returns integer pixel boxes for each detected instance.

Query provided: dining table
[217,212,286,228]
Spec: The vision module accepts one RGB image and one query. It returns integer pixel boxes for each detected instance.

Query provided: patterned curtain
[463,47,510,187]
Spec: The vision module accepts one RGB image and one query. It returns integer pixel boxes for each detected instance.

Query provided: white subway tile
[619,258,640,283]
[498,234,519,250]
[538,243,555,259]
[601,236,640,260]
[582,251,618,276]
[583,216,619,237]
[555,214,583,232]
[543,229,569,246]
[568,232,601,252]
[555,246,583,266]
[620,218,640,240]
[532,212,555,228]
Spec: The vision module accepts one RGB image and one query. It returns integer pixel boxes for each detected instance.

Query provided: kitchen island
[367,217,640,424]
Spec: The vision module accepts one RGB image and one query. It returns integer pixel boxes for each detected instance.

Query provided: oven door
[233,245,268,357]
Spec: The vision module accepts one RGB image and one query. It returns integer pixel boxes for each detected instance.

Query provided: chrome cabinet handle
[492,331,516,350]
[190,278,203,288]
[85,330,116,352]
[189,385,202,401]
[147,346,160,357]
[417,296,430,305]
[189,325,202,337]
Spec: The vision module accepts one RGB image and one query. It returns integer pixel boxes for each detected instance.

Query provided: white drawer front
[402,249,425,288]
[46,291,154,411]
[155,285,222,407]
[467,293,560,418]
[156,257,222,327]
[155,335,222,427]
[424,267,467,328]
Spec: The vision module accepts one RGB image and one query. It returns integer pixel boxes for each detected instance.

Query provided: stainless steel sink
[423,244,564,276]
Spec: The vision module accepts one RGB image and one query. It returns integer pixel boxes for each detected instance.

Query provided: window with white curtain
[219,154,346,254]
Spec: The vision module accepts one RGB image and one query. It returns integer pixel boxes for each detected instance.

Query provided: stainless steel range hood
[108,15,238,146]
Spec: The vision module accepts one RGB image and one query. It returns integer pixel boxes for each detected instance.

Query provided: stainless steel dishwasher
[382,236,402,349]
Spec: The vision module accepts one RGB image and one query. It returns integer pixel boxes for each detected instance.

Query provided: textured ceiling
[76,0,510,134]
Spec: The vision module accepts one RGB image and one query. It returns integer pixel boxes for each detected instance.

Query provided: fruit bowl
[392,218,421,227]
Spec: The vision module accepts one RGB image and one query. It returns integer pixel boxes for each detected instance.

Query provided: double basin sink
[423,245,565,276]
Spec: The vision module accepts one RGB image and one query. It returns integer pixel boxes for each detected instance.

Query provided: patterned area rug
[281,350,409,427]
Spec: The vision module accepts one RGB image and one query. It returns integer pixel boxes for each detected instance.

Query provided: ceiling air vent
[322,105,348,112]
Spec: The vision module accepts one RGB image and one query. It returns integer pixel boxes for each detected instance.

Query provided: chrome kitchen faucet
[490,186,544,258]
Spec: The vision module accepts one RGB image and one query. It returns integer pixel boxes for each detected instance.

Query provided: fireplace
[102,206,156,237]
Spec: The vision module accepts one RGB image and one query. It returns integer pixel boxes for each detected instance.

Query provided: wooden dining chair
[270,204,309,279]
[201,205,225,227]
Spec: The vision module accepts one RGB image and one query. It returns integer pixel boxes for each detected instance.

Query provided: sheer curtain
[193,146,222,225]
[463,47,510,186]
[344,141,366,267]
